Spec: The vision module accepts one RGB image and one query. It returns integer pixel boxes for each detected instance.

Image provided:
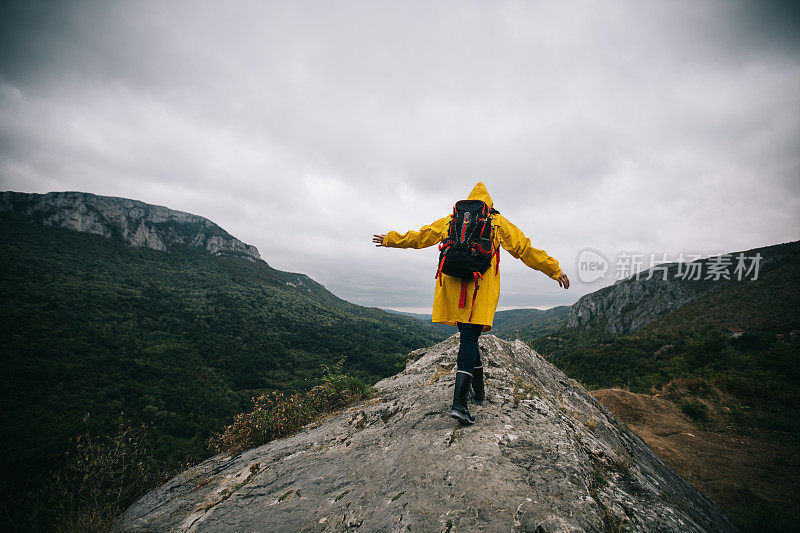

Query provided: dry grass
[593,387,800,531]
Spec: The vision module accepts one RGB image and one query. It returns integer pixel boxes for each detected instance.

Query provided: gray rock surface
[566,272,701,334]
[0,191,261,261]
[114,335,735,532]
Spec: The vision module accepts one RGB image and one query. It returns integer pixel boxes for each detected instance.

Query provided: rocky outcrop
[114,335,734,532]
[0,191,261,261]
[567,270,702,334]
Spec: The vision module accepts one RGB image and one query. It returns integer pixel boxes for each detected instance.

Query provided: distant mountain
[382,309,432,321]
[0,192,447,509]
[637,243,800,335]
[522,238,800,430]
[382,307,572,339]
[528,239,800,391]
[567,240,800,334]
[491,306,570,340]
[0,191,261,261]
[382,309,453,335]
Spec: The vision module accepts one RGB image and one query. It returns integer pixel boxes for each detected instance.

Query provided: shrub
[30,414,168,532]
[309,361,370,411]
[681,401,709,421]
[210,361,370,455]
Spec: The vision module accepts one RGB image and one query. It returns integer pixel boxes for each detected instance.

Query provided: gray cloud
[1,0,798,312]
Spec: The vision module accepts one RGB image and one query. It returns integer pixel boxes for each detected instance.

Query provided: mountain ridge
[0,190,262,261]
[567,240,800,335]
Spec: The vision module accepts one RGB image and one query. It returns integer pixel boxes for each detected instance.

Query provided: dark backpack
[435,200,500,319]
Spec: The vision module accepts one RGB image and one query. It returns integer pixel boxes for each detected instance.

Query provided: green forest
[0,213,445,528]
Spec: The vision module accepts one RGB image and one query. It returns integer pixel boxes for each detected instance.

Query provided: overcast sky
[1,1,798,312]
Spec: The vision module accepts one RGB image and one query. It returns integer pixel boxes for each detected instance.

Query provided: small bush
[22,414,169,532]
[211,361,370,454]
[310,362,370,411]
[681,401,709,421]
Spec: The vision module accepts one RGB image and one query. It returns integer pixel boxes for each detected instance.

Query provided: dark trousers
[456,322,483,375]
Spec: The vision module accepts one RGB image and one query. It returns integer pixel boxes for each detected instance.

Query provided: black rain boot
[450,371,476,425]
[470,365,485,405]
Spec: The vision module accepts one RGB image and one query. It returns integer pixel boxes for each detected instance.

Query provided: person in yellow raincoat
[373,182,569,424]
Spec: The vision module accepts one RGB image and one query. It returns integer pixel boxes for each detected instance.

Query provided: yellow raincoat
[383,182,562,331]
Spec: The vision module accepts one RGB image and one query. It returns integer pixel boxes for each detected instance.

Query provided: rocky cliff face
[114,335,734,532]
[567,241,799,335]
[0,191,261,261]
[567,270,703,335]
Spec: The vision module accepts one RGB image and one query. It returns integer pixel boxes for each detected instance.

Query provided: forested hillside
[0,212,445,512]
[529,240,800,393]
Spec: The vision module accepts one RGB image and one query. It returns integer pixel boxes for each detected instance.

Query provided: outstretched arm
[496,214,569,289]
[374,216,450,249]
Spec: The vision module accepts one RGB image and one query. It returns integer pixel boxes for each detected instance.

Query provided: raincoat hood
[467,181,494,209]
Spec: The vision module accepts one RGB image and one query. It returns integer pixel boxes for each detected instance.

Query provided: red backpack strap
[458,280,469,308]
[491,222,500,275]
[435,254,446,285]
